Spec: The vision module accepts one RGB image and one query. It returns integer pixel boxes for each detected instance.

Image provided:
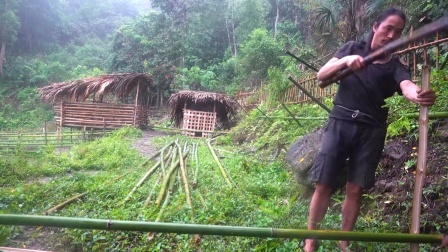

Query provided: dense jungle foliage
[1,0,448,251]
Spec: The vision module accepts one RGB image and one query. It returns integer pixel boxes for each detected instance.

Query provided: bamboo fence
[0,129,110,152]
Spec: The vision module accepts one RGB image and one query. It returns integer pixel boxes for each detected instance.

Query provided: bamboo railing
[0,129,110,152]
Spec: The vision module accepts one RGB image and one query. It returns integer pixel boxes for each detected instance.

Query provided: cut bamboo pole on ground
[193,143,199,188]
[123,149,172,203]
[0,214,444,244]
[175,141,193,211]
[143,172,163,208]
[206,140,234,188]
[410,65,431,252]
[42,192,88,215]
[155,148,190,207]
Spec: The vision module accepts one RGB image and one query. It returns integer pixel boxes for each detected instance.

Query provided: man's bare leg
[303,183,333,252]
[339,182,363,252]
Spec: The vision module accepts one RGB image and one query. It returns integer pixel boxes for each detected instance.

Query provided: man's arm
[317,55,365,81]
[400,80,436,106]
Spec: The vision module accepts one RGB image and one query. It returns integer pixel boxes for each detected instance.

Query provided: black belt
[334,105,385,128]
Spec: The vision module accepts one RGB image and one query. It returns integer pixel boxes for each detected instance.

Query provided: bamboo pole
[155,149,190,206]
[288,77,332,113]
[42,193,88,215]
[280,103,302,127]
[193,143,199,188]
[206,140,233,188]
[0,214,443,244]
[175,140,195,224]
[123,149,172,203]
[175,141,193,210]
[402,112,448,119]
[410,65,431,252]
[143,172,163,207]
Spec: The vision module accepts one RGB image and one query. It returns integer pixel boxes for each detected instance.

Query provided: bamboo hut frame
[39,73,153,130]
[167,91,239,137]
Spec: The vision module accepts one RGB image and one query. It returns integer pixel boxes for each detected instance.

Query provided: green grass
[0,118,443,251]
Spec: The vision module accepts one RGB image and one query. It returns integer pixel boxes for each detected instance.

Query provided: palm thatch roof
[39,73,153,104]
[168,90,239,128]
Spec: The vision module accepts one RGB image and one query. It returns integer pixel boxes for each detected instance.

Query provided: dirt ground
[131,129,168,158]
[371,120,448,234]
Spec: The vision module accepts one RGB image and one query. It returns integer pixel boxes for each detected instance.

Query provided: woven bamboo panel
[182,109,216,138]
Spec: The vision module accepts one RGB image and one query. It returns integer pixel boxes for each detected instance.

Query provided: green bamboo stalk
[143,172,163,208]
[155,172,177,223]
[402,112,448,119]
[0,214,443,244]
[155,148,178,206]
[42,192,88,215]
[175,141,193,210]
[193,143,199,188]
[155,149,190,206]
[148,141,175,161]
[195,190,207,210]
[123,150,172,203]
[206,140,233,188]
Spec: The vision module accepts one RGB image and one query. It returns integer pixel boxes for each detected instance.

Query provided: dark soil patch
[370,120,448,235]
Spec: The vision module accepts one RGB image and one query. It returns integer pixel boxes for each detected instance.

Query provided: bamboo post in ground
[206,140,233,188]
[410,65,431,252]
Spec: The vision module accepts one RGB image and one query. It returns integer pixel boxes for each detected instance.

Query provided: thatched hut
[167,90,239,137]
[39,73,153,130]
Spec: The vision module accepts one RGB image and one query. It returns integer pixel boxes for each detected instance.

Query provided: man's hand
[442,235,448,248]
[345,55,364,71]
[416,89,436,106]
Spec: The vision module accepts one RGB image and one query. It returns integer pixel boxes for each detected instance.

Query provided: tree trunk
[274,0,279,40]
[0,41,5,77]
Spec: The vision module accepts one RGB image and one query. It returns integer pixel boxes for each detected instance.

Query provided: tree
[0,0,21,77]
[237,29,283,88]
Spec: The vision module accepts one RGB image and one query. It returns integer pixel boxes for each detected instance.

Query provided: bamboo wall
[54,101,149,130]
[182,109,217,138]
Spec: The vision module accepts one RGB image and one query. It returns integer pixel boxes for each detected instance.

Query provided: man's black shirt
[330,41,411,127]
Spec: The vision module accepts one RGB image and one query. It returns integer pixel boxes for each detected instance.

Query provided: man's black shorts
[308,118,387,190]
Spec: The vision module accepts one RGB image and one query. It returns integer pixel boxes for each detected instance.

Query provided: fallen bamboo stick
[175,140,194,219]
[42,192,88,215]
[206,140,233,188]
[123,150,172,203]
[143,172,163,208]
[193,143,199,188]
[155,148,191,206]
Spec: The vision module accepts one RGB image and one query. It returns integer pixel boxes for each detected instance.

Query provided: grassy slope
[1,111,446,251]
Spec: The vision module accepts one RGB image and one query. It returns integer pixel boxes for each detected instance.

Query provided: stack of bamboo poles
[40,138,236,242]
